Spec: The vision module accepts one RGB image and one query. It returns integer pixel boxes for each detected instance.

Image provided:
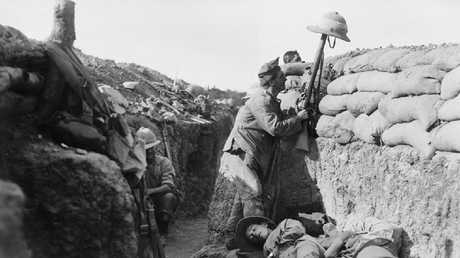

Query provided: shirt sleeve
[158,156,176,188]
[248,95,303,137]
[278,219,307,244]
[264,219,306,256]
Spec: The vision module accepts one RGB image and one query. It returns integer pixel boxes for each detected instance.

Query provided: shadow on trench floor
[165,217,208,258]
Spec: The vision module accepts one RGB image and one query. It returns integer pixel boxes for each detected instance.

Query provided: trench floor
[165,217,208,258]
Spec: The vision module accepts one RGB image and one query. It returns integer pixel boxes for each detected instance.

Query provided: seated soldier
[234,215,400,258]
[136,127,180,245]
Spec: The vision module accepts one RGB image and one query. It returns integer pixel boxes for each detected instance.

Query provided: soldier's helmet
[307,11,351,42]
[136,127,161,149]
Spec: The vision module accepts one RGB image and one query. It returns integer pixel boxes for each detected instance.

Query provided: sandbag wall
[317,45,460,159]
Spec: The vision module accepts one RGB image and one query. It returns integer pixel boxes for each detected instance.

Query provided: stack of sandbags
[431,66,460,153]
[316,45,460,158]
[0,25,46,119]
[0,66,43,118]
[281,62,310,90]
[0,24,47,69]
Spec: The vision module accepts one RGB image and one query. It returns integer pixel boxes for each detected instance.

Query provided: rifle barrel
[305,34,328,108]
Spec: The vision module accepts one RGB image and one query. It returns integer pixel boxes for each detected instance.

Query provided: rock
[0,180,30,258]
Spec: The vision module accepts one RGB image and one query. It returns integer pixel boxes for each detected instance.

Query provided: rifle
[294,34,327,152]
[295,12,351,152]
[133,177,166,258]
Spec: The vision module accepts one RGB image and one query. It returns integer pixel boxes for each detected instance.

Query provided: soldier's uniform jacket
[263,218,400,258]
[145,155,176,192]
[223,89,303,175]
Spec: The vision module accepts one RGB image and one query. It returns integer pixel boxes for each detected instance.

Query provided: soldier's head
[258,57,286,95]
[283,50,302,64]
[136,127,161,150]
[245,223,272,244]
[235,216,275,252]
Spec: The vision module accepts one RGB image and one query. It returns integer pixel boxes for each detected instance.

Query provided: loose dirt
[165,217,208,258]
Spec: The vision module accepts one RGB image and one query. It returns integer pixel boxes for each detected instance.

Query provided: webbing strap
[327,36,337,49]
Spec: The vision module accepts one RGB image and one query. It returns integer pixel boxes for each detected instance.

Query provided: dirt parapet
[0,120,137,258]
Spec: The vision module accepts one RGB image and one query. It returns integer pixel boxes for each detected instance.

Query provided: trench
[1,5,460,258]
[0,14,236,257]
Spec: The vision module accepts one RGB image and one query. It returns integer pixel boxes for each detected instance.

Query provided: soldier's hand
[297,109,309,120]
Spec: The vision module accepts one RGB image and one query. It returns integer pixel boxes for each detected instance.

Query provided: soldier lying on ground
[136,127,180,246]
[231,215,401,258]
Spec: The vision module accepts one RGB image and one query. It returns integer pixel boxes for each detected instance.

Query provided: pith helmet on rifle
[307,11,350,42]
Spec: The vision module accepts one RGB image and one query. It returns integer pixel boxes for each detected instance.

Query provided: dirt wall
[0,120,137,258]
[306,138,460,258]
[0,180,29,258]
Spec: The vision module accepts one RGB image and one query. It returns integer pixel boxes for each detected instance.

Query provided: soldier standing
[222,58,310,245]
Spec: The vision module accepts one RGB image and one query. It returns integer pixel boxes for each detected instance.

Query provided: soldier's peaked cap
[258,57,281,78]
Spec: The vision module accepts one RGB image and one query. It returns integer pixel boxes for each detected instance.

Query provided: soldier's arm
[147,157,176,196]
[249,97,304,136]
[323,231,354,258]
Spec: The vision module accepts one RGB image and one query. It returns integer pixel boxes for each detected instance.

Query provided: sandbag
[343,48,390,74]
[353,114,375,143]
[353,111,390,144]
[316,115,334,138]
[12,72,44,95]
[431,121,460,153]
[0,25,47,69]
[49,114,107,154]
[280,62,309,76]
[390,65,445,98]
[0,91,37,119]
[356,71,397,93]
[316,111,356,144]
[346,92,385,116]
[373,48,411,72]
[326,73,360,95]
[332,56,352,76]
[0,67,24,93]
[382,121,435,159]
[424,45,460,71]
[438,93,460,121]
[395,49,430,70]
[378,94,440,130]
[440,66,460,100]
[318,94,350,115]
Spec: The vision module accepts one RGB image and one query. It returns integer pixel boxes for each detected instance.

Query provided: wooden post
[48,0,76,47]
